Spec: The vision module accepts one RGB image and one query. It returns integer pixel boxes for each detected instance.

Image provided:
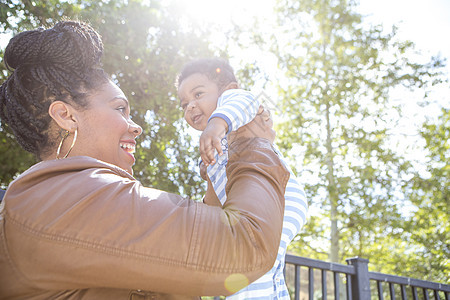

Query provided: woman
[0,21,289,299]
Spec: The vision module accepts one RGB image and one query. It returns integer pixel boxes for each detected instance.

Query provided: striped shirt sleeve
[208,89,260,134]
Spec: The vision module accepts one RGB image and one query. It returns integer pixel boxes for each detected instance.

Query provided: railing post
[346,257,371,300]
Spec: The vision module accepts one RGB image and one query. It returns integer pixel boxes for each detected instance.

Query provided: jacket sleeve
[5,138,288,296]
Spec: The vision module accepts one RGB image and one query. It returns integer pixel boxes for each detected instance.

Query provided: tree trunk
[326,100,340,263]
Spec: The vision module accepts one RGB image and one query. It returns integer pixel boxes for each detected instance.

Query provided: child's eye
[117,106,127,114]
[194,92,203,98]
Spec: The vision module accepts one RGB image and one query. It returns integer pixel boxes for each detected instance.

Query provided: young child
[176,58,308,299]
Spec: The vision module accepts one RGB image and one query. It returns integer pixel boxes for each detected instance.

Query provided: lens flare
[224,273,249,293]
[220,208,241,226]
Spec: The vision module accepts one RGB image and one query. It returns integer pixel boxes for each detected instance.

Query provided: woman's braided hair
[0,20,109,158]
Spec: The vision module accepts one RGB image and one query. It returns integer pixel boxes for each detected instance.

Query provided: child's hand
[199,161,208,180]
[200,117,228,166]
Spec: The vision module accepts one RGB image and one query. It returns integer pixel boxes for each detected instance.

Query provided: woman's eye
[117,106,127,114]
[195,92,203,98]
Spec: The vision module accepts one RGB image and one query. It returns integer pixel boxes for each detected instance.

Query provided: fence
[284,254,450,300]
[211,254,449,300]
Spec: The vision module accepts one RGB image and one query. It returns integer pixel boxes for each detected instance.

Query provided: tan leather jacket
[0,138,289,299]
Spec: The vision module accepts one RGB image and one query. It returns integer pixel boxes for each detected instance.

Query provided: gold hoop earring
[56,129,77,159]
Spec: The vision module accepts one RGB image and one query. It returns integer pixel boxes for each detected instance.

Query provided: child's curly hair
[176,58,237,92]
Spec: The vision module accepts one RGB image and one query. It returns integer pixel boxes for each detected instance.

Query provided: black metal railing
[284,254,450,300]
[211,254,448,299]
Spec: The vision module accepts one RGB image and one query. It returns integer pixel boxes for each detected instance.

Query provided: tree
[78,0,214,197]
[401,108,449,283]
[270,0,446,271]
[1,0,214,197]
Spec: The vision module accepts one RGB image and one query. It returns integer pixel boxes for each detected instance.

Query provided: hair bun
[4,21,103,72]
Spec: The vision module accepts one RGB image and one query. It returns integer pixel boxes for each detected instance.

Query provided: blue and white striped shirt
[205,89,308,299]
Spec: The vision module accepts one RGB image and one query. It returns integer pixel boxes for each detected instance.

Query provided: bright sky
[2,0,449,76]
[357,0,450,134]
[359,0,450,74]
[183,0,450,113]
[182,0,450,70]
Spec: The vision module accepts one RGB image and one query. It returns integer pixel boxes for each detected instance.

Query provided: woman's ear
[48,101,77,131]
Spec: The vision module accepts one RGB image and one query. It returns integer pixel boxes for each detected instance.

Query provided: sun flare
[177,0,274,28]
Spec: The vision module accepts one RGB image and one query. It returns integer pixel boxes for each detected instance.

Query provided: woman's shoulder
[3,156,140,224]
[6,156,137,206]
[20,156,134,181]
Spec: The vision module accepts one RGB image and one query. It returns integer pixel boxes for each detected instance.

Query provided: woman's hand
[228,106,275,145]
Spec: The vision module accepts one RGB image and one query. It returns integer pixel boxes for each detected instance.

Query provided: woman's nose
[129,120,143,137]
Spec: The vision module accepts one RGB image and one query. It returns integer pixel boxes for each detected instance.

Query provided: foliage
[78,0,214,197]
[271,0,447,281]
[0,0,215,198]
[0,130,37,188]
[400,108,449,283]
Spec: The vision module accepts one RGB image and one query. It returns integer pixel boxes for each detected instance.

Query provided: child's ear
[48,101,78,131]
[221,81,239,93]
[226,82,239,89]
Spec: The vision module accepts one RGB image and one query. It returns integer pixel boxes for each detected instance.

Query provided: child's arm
[200,89,261,165]
[210,89,261,133]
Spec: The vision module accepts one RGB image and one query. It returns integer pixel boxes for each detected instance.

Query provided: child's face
[177,73,220,131]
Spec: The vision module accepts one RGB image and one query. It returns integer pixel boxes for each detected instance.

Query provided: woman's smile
[120,141,136,154]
